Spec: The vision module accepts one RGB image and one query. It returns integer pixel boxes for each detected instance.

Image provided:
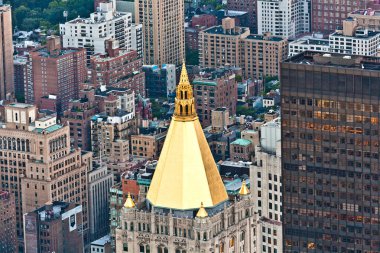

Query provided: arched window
[185,105,189,115]
[185,91,188,99]
[139,244,150,253]
[157,245,167,253]
[180,105,183,115]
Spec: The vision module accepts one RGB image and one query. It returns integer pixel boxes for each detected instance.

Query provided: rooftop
[246,34,285,42]
[34,124,63,134]
[231,138,252,146]
[203,25,249,36]
[33,47,81,58]
[330,29,380,39]
[7,103,34,109]
[91,235,111,247]
[285,51,380,71]
[290,37,329,46]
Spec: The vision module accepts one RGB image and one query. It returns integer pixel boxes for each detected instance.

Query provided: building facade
[311,0,367,33]
[0,3,14,100]
[60,2,132,60]
[227,0,257,32]
[329,18,380,56]
[0,191,17,253]
[24,202,84,253]
[143,64,177,98]
[241,33,288,79]
[257,0,310,39]
[193,68,238,126]
[199,18,288,80]
[135,0,185,65]
[30,37,87,114]
[130,132,166,159]
[281,51,380,252]
[0,103,92,247]
[89,40,145,95]
[199,18,250,69]
[88,161,113,241]
[288,35,330,57]
[14,56,30,103]
[62,88,98,151]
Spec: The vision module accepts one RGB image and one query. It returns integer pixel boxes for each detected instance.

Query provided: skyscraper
[0,3,14,100]
[281,51,380,252]
[115,63,256,252]
[135,0,185,65]
[0,103,92,248]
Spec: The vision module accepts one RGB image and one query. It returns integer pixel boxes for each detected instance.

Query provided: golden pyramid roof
[124,193,135,208]
[196,202,208,218]
[239,180,250,195]
[146,62,228,210]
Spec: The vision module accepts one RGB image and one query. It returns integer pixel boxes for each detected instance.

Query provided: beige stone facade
[199,19,288,80]
[115,195,256,253]
[136,0,184,65]
[0,103,92,246]
[199,18,250,69]
[131,133,166,159]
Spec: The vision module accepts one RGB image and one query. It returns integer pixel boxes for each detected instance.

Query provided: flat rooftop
[330,30,380,39]
[7,103,34,109]
[246,34,284,42]
[285,51,380,71]
[33,47,80,58]
[203,26,249,36]
[290,37,329,46]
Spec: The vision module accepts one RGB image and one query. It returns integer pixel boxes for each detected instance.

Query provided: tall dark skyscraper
[281,51,380,252]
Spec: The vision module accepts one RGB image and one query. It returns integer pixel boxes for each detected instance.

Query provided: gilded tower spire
[174,62,197,120]
[146,61,228,210]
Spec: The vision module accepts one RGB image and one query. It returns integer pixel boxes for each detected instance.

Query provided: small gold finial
[239,180,250,195]
[124,193,135,208]
[196,202,208,218]
[173,62,196,120]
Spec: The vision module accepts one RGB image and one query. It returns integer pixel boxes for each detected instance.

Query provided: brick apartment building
[193,67,238,126]
[88,39,145,96]
[30,36,86,114]
[62,87,98,151]
[24,202,83,253]
[311,0,372,34]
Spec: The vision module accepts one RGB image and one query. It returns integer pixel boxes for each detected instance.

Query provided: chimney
[46,36,61,56]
